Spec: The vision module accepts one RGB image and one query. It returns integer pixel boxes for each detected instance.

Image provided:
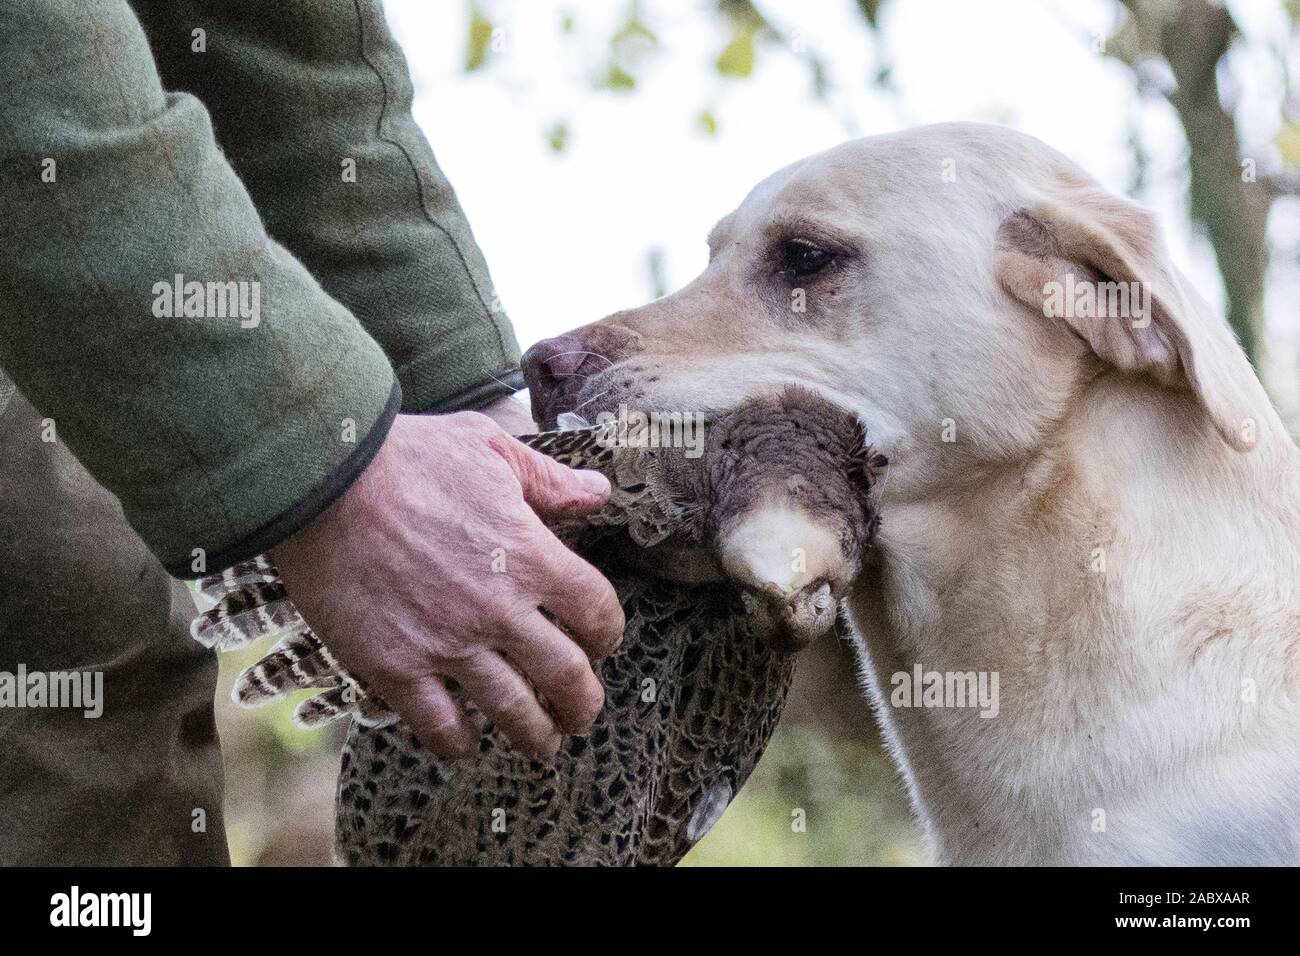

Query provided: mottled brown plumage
[191,388,885,865]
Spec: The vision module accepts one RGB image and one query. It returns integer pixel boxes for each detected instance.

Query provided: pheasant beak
[718,504,850,652]
[740,580,838,651]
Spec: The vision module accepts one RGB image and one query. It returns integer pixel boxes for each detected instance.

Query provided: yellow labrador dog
[522,123,1300,865]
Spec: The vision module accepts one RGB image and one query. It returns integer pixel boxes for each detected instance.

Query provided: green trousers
[0,0,522,863]
[0,392,229,865]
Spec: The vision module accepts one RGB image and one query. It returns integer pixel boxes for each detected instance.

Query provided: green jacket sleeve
[0,0,401,577]
[131,0,524,413]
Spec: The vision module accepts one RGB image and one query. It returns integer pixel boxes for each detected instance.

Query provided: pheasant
[191,387,886,865]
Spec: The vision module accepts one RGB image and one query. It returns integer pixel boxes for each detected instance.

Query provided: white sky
[385,0,1299,402]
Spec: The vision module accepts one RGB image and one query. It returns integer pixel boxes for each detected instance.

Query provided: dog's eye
[779,239,833,279]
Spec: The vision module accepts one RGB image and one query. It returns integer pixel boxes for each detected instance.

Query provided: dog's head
[525,123,1264,507]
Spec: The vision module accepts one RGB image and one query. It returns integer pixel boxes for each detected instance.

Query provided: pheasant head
[704,388,884,650]
[641,386,886,651]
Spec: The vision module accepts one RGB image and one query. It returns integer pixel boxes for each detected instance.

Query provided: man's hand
[271,411,625,760]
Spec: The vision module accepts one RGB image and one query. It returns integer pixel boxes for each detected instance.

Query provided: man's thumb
[499,440,610,516]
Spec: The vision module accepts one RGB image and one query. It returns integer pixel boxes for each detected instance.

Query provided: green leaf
[716,27,756,78]
[545,121,571,153]
[613,15,659,49]
[717,0,769,34]
[600,62,637,90]
[465,5,493,72]
[1277,121,1300,170]
[855,0,885,29]
[696,108,719,137]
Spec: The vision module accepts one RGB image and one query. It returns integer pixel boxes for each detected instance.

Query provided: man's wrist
[478,394,537,436]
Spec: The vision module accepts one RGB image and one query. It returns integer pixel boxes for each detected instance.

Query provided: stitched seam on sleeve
[350,0,511,365]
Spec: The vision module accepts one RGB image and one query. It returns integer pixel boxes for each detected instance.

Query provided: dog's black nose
[521,332,593,428]
[522,333,589,394]
[522,324,644,428]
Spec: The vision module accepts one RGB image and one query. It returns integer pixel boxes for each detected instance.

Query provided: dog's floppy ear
[995,187,1261,452]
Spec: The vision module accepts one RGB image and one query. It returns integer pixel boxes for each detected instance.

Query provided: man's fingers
[382,675,478,760]
[502,612,606,734]
[531,532,625,659]
[452,651,562,760]
[492,433,611,517]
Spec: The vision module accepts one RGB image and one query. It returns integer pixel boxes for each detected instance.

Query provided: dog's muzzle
[521,325,643,429]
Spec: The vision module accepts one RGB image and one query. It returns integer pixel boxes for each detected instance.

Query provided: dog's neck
[848,374,1300,864]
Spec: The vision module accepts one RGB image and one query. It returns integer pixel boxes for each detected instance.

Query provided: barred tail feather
[195,556,281,603]
[233,629,346,706]
[190,583,303,650]
[295,684,396,728]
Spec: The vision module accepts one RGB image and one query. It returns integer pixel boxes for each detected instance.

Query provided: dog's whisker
[544,350,616,369]
[572,388,615,414]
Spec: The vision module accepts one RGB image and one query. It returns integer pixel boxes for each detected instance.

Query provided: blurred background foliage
[460,0,1300,369]
[220,0,1300,866]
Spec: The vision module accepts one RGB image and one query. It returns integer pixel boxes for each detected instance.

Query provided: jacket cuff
[413,366,525,414]
[163,379,401,579]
